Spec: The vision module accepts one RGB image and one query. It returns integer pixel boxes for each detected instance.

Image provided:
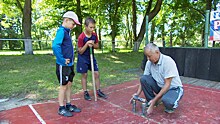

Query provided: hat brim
[73,20,81,25]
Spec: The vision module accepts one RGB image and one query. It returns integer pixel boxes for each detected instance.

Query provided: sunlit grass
[0,51,144,101]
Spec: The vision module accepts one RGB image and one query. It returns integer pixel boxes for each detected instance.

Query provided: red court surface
[0,80,220,124]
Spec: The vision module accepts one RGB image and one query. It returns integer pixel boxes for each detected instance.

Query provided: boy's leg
[162,87,184,113]
[58,85,73,117]
[66,66,74,104]
[65,81,81,113]
[65,65,81,113]
[77,58,91,100]
[81,73,92,101]
[94,71,100,89]
[58,85,67,107]
[94,71,107,99]
[56,64,72,117]
[65,81,72,103]
[140,75,161,101]
[81,73,88,91]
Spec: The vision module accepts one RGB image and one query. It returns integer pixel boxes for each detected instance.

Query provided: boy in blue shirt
[52,11,81,117]
[77,17,107,101]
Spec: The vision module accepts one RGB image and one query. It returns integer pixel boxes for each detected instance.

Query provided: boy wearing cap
[52,11,81,117]
[77,17,107,101]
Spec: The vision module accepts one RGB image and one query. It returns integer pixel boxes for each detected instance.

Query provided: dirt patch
[0,98,37,112]
[0,94,39,112]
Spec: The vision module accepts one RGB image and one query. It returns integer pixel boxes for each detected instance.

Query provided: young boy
[77,17,107,101]
[52,11,81,117]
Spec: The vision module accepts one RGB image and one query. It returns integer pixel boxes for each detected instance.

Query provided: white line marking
[28,104,46,124]
[99,98,160,124]
[106,84,139,95]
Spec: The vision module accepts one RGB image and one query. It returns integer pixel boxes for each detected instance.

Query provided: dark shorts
[56,64,75,85]
[77,57,98,73]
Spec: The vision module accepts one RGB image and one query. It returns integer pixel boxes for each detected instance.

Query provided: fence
[0,39,140,54]
[160,47,220,81]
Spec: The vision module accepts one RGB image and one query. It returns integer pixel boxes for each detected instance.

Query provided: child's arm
[93,42,99,49]
[93,33,99,49]
[78,40,93,54]
[52,29,66,65]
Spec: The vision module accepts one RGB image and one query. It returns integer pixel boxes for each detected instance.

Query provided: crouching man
[131,43,184,114]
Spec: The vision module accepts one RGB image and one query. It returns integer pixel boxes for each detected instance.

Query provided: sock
[59,106,65,110]
[66,103,71,106]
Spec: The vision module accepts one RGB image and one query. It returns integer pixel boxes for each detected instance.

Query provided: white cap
[63,11,81,25]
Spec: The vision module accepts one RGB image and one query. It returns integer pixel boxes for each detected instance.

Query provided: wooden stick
[90,47,97,101]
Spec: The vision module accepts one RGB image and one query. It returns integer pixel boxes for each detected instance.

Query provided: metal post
[141,102,146,116]
[101,40,104,53]
[145,16,149,45]
[132,99,136,113]
[204,10,210,48]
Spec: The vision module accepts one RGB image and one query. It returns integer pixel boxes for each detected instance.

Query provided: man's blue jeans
[140,75,184,109]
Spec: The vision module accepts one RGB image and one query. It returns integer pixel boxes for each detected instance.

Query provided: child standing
[52,11,81,117]
[77,17,107,101]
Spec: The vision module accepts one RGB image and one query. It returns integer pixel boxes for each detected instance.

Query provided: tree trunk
[150,20,155,42]
[202,29,205,47]
[9,41,14,50]
[38,41,42,50]
[22,0,33,54]
[23,0,31,38]
[76,0,82,38]
[161,23,165,47]
[0,24,2,50]
[132,0,137,41]
[98,20,102,49]
[206,0,212,11]
[111,29,116,52]
[0,41,2,50]
[212,41,215,47]
[109,0,121,52]
[133,0,163,51]
[133,41,141,52]
[170,32,172,47]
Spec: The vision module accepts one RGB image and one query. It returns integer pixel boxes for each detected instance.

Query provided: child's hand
[87,40,94,47]
[65,59,70,65]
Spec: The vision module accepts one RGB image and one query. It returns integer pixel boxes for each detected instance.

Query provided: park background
[1,0,220,108]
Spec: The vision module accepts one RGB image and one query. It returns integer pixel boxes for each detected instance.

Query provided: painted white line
[31,97,82,106]
[28,104,46,124]
[106,84,139,95]
[99,98,160,124]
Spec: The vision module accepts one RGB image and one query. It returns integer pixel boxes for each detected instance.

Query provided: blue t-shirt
[77,32,98,63]
[52,26,74,66]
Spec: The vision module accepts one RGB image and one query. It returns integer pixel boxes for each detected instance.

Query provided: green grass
[0,51,144,101]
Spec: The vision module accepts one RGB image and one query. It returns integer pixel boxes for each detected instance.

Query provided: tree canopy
[0,0,219,53]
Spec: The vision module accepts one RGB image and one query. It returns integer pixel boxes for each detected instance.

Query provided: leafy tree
[133,0,163,51]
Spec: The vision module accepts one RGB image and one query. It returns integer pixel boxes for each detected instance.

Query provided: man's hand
[147,99,156,115]
[129,93,138,104]
[65,59,70,65]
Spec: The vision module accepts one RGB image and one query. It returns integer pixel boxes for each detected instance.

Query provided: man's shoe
[164,108,175,113]
[84,91,92,101]
[66,104,81,113]
[97,89,107,99]
[58,108,73,117]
